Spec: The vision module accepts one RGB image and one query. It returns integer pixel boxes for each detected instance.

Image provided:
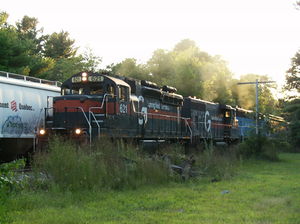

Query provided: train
[37,71,285,148]
[0,71,61,162]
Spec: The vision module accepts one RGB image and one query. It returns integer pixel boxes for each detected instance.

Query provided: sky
[2,0,300,90]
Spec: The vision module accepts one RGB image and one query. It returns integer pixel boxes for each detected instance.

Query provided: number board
[119,103,128,114]
[88,76,104,82]
[71,75,104,83]
[71,76,82,83]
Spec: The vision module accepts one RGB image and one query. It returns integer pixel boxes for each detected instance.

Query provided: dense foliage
[0,11,101,81]
[282,2,300,150]
[283,49,299,149]
[110,40,278,114]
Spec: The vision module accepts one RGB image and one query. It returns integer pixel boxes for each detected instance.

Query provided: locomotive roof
[268,114,285,122]
[185,96,218,106]
[104,75,130,88]
[236,107,253,113]
[62,72,130,88]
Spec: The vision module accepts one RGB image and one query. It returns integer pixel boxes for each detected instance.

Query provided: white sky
[2,0,300,88]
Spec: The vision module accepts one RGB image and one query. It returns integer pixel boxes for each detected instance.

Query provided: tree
[146,39,234,102]
[284,99,300,149]
[40,48,102,82]
[0,11,8,28]
[172,47,204,98]
[16,16,44,54]
[200,55,234,104]
[173,39,197,52]
[40,57,83,81]
[284,4,300,149]
[232,74,278,114]
[110,58,149,80]
[147,49,175,85]
[0,25,32,74]
[43,31,77,59]
[286,51,300,93]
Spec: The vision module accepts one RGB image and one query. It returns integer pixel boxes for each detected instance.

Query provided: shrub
[238,134,279,161]
[0,159,27,195]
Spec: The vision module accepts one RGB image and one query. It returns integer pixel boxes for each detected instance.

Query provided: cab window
[119,86,128,101]
[225,111,231,118]
[107,85,115,97]
[72,89,79,94]
[90,86,104,95]
[62,88,71,95]
[79,88,84,95]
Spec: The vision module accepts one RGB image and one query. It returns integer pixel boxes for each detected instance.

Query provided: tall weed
[33,137,173,191]
[193,144,239,181]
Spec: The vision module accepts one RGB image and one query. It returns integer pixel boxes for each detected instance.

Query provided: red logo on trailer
[10,100,18,112]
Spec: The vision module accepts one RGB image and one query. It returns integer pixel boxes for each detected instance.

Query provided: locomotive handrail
[44,107,55,126]
[89,94,112,112]
[183,118,193,143]
[88,94,112,141]
[89,111,101,140]
[133,110,192,140]
[138,111,191,125]
[63,106,91,126]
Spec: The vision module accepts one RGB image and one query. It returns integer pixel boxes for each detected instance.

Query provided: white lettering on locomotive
[119,103,128,114]
[205,110,211,132]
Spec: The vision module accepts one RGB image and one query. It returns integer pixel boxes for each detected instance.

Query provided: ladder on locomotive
[88,94,111,140]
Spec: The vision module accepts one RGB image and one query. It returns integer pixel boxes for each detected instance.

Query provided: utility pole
[237,79,275,134]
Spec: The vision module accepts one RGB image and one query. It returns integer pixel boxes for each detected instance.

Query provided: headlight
[75,128,81,135]
[39,129,46,135]
[82,72,88,82]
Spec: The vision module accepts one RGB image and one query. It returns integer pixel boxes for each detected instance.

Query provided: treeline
[0,11,280,115]
[109,40,278,115]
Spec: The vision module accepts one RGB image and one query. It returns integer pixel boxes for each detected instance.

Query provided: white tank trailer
[0,71,61,162]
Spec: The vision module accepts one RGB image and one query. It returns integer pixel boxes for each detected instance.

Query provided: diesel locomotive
[38,71,247,146]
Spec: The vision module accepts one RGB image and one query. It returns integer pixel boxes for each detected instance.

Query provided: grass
[32,138,174,191]
[2,153,300,224]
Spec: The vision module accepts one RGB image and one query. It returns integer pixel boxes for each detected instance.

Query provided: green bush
[0,159,27,195]
[238,134,279,161]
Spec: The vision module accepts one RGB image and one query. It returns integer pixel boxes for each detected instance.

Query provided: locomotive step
[93,114,105,117]
[92,120,104,123]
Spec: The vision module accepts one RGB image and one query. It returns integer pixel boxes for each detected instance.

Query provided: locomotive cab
[42,72,131,140]
[220,105,238,141]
